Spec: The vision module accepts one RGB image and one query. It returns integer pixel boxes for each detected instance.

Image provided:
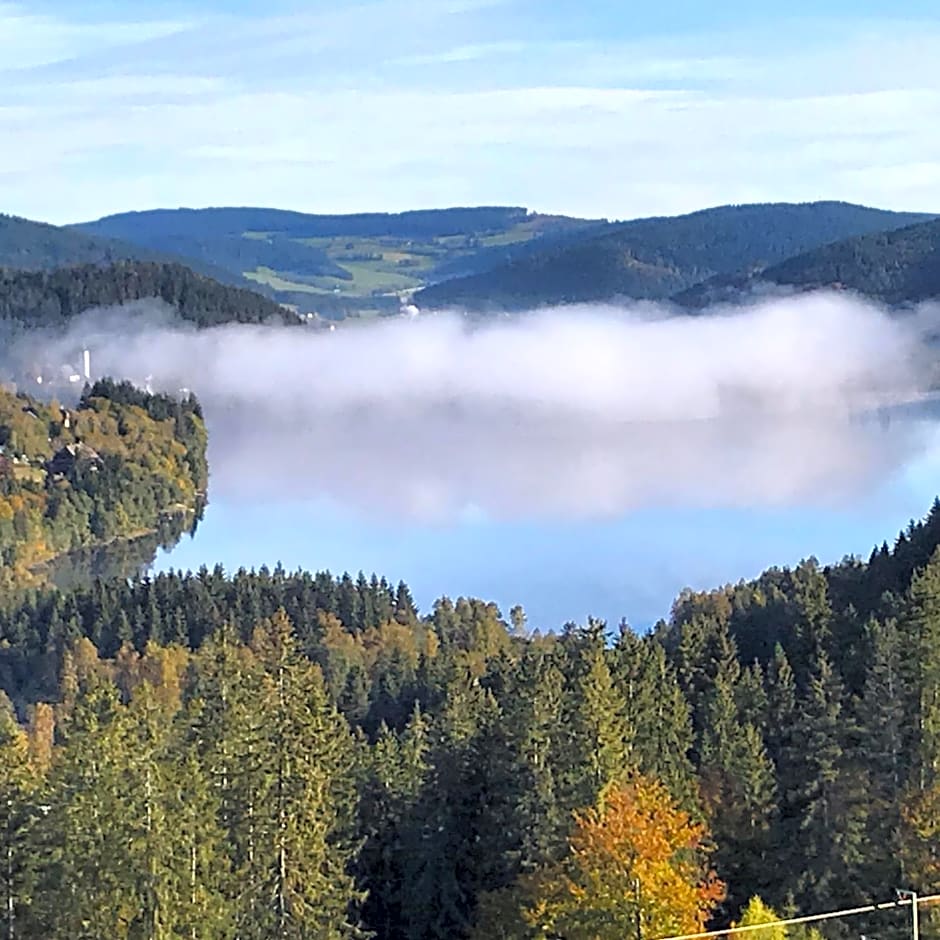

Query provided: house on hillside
[46,442,102,477]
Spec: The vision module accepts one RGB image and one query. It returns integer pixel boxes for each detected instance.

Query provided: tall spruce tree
[899,548,940,790]
[558,622,631,813]
[613,630,697,810]
[788,650,866,911]
[245,610,364,939]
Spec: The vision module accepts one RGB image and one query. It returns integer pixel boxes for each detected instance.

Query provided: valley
[6,2,940,936]
[1,196,940,940]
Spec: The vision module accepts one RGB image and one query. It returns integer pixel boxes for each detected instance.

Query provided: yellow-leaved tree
[475,773,725,940]
[733,896,787,940]
[900,783,940,892]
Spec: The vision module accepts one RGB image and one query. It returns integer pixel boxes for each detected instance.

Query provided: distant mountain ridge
[75,206,607,316]
[0,214,248,287]
[0,213,159,270]
[0,261,293,328]
[414,202,934,310]
[77,206,537,240]
[5,201,940,321]
[674,216,940,308]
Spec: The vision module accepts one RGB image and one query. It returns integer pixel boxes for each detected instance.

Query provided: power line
[658,894,940,940]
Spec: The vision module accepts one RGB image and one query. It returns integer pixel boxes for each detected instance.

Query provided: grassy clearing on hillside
[244,267,323,293]
[320,260,422,294]
[245,262,421,297]
[240,218,561,301]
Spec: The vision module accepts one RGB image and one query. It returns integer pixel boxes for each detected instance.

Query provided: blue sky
[3,0,940,223]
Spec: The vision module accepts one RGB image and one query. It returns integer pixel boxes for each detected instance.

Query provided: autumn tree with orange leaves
[475,773,724,940]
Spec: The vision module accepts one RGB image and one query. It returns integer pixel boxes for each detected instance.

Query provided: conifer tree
[504,647,568,869]
[0,700,42,940]
[246,610,364,938]
[614,630,697,809]
[856,616,905,893]
[399,663,505,940]
[358,706,430,939]
[558,623,631,813]
[900,548,940,789]
[788,650,866,911]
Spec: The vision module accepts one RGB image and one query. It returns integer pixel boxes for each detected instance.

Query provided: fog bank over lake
[9,292,940,625]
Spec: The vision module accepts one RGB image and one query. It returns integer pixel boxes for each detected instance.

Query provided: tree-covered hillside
[0,499,939,936]
[0,214,249,286]
[0,214,159,271]
[415,202,933,310]
[676,217,940,308]
[76,206,606,316]
[761,216,940,304]
[0,260,294,327]
[0,379,206,587]
[79,205,536,241]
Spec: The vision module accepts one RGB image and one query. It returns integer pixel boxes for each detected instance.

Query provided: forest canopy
[0,378,206,586]
[1,499,940,937]
[0,260,294,328]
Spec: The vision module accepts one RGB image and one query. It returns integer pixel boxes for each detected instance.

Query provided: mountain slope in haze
[0,261,294,328]
[414,202,933,310]
[0,214,159,270]
[0,214,252,288]
[78,206,538,241]
[675,216,940,308]
[76,206,607,315]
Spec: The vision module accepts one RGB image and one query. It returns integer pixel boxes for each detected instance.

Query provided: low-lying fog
[8,293,940,625]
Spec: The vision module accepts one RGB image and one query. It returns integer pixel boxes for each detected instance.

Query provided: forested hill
[0,214,245,285]
[1,498,940,937]
[0,260,294,327]
[0,378,206,587]
[0,214,159,271]
[79,205,535,240]
[76,206,569,291]
[75,205,605,317]
[414,201,932,310]
[757,216,940,304]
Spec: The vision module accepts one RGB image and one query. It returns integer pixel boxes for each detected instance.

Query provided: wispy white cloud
[2,2,940,222]
[0,2,192,71]
[390,40,531,66]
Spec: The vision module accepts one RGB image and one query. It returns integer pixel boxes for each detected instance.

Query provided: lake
[59,299,940,629]
[151,406,940,631]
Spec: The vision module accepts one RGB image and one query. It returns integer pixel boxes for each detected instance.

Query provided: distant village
[1,347,94,398]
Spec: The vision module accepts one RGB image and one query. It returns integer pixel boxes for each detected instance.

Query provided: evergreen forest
[1,496,939,937]
[0,262,292,328]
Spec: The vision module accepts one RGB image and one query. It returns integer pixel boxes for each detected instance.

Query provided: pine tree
[359,706,430,939]
[32,680,137,938]
[899,548,940,789]
[558,623,631,813]
[856,617,905,894]
[246,610,364,938]
[613,631,697,810]
[0,700,42,940]
[399,663,506,940]
[504,647,567,870]
[787,650,866,911]
[188,621,271,932]
[765,645,797,771]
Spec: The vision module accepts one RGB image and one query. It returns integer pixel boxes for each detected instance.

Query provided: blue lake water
[154,417,940,630]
